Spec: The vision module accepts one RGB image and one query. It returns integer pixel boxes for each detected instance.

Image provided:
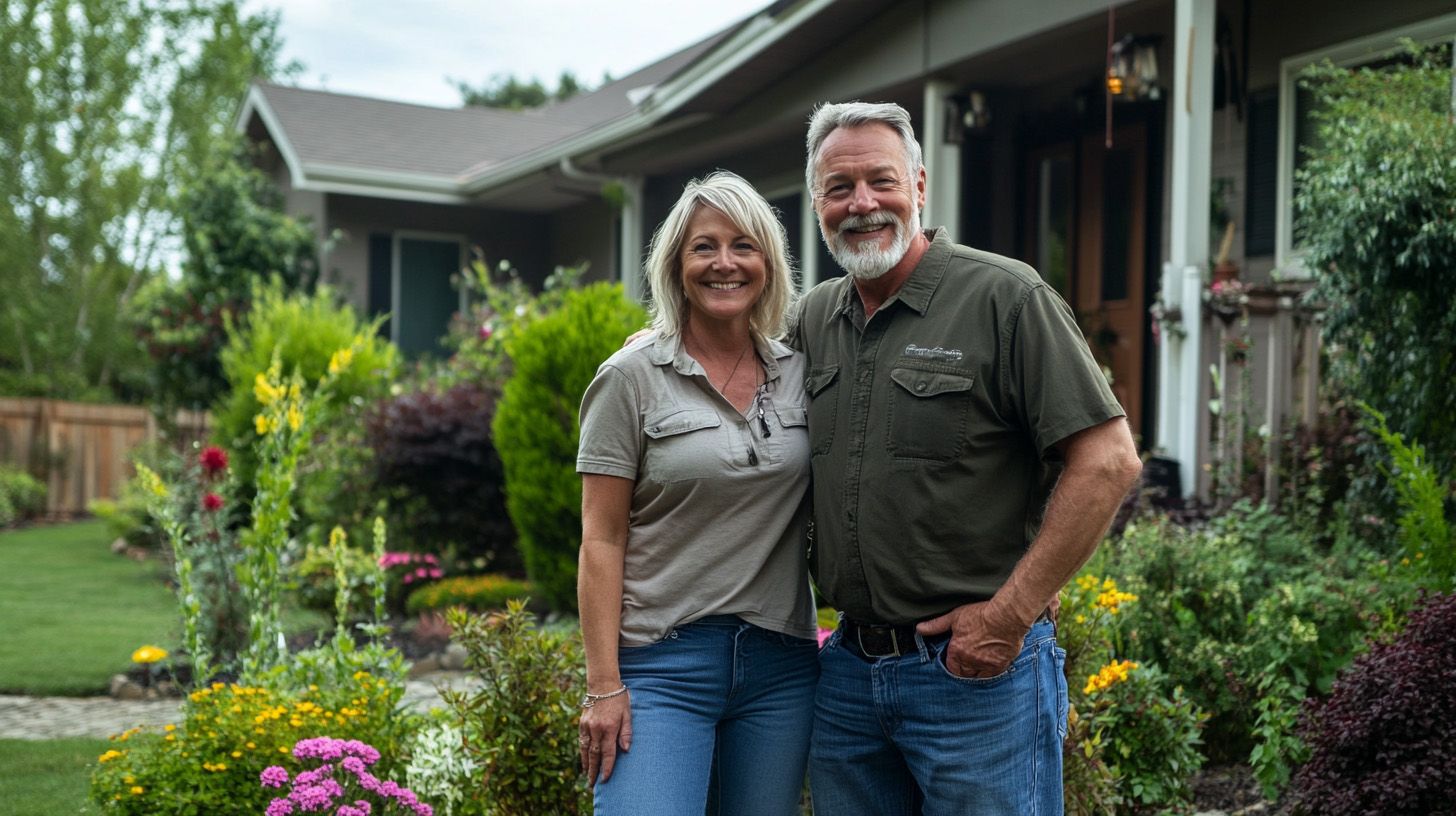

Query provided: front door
[1022,121,1149,436]
[1076,124,1147,435]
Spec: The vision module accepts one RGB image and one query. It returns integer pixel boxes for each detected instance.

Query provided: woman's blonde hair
[644,170,796,341]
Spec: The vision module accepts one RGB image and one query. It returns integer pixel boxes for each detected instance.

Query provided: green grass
[0,738,106,815]
[0,521,177,695]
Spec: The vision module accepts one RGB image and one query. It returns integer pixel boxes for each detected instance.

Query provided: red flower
[202,492,224,512]
[199,445,228,476]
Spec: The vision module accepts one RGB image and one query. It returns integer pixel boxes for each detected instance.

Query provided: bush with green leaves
[405,574,534,615]
[214,278,397,495]
[1059,572,1206,813]
[1295,44,1456,502]
[440,260,584,390]
[0,463,46,526]
[439,601,590,815]
[1095,505,1377,794]
[491,282,646,610]
[1361,404,1454,597]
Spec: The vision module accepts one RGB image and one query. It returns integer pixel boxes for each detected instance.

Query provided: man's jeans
[809,620,1067,816]
[592,616,818,816]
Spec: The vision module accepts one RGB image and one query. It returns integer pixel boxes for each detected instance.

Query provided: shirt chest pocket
[886,366,975,462]
[643,408,724,483]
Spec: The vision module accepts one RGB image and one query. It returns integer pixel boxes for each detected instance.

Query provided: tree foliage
[1294,44,1456,484]
[0,0,293,401]
[453,70,596,110]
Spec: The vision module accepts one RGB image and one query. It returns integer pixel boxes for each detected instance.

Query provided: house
[238,0,1456,497]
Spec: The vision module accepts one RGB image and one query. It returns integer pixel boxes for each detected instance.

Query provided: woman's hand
[579,691,633,784]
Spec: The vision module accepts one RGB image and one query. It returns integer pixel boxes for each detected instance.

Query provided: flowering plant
[261,737,434,816]
[132,645,169,664]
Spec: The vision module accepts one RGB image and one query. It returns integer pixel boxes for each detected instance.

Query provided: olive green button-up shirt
[793,229,1124,624]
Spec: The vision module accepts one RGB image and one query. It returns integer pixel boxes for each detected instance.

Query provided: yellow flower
[231,750,242,758]
[1076,574,1099,592]
[329,346,355,374]
[135,465,168,499]
[130,786,144,795]
[254,372,283,406]
[286,403,303,431]
[163,724,176,732]
[131,645,168,664]
[255,413,270,435]
[329,527,347,550]
[1084,659,1139,696]
[98,749,124,763]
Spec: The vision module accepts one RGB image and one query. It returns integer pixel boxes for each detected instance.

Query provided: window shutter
[1244,88,1278,257]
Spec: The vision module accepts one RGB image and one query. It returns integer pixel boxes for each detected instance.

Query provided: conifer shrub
[1291,592,1456,816]
[491,283,646,611]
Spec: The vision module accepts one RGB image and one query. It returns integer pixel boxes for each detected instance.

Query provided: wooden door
[1075,124,1147,433]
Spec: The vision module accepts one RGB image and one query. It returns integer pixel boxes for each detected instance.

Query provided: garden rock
[441,642,468,671]
[408,654,441,677]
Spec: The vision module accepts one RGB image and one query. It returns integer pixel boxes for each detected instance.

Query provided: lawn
[0,521,177,696]
[0,737,106,815]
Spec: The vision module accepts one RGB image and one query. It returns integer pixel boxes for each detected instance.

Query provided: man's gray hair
[804,101,923,194]
[643,170,797,341]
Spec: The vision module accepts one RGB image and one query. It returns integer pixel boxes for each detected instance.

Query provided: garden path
[0,672,481,740]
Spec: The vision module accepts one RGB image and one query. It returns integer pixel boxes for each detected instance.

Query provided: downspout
[559,157,645,302]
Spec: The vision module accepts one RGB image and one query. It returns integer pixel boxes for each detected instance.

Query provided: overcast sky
[244,0,772,108]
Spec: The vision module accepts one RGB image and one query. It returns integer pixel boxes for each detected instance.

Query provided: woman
[575,170,818,816]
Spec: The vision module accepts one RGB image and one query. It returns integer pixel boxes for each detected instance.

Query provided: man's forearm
[989,418,1142,626]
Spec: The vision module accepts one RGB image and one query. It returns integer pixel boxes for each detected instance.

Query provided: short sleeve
[577,364,641,479]
[1006,285,1125,455]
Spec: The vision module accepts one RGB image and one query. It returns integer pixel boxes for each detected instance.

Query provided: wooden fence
[0,398,209,518]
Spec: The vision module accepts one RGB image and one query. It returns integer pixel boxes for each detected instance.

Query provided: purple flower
[289,784,336,812]
[341,756,366,776]
[266,798,296,816]
[356,771,382,794]
[342,740,380,765]
[353,802,372,814]
[335,807,365,816]
[378,780,400,798]
[412,803,434,816]
[261,766,291,788]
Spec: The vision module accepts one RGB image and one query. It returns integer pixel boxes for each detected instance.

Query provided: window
[1275,13,1456,275]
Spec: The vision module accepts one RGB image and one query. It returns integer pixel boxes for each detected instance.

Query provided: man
[796,101,1142,815]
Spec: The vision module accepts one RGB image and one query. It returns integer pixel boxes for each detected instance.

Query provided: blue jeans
[593,616,819,816]
[809,620,1067,816]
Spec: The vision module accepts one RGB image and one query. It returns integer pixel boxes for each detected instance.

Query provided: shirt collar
[825,228,951,324]
[648,331,794,383]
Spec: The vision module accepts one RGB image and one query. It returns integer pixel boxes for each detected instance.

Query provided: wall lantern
[942,91,991,145]
[1107,34,1162,101]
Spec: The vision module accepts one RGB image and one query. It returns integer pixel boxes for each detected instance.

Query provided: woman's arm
[578,472,634,784]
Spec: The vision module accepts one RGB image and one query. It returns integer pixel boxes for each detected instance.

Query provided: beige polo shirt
[576,332,817,646]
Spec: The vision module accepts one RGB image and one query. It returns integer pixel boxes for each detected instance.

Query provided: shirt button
[915,382,927,392]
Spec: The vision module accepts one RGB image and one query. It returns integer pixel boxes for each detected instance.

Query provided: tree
[453,70,599,110]
[0,0,294,401]
[1294,44,1456,489]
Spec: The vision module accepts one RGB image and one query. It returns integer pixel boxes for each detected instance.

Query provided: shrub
[367,383,517,571]
[1362,404,1454,596]
[439,260,583,390]
[261,736,435,816]
[1291,593,1456,816]
[405,722,480,816]
[90,672,409,815]
[214,278,397,494]
[405,574,533,615]
[290,541,382,619]
[1059,572,1205,812]
[440,601,590,815]
[1295,45,1456,503]
[1099,507,1375,777]
[492,282,646,610]
[0,463,46,526]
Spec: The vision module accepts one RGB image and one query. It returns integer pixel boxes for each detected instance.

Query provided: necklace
[689,337,752,394]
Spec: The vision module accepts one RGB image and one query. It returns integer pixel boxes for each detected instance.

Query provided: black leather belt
[841,609,1054,660]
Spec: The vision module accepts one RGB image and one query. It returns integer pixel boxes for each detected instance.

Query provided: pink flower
[477,323,493,340]
[265,798,295,816]
[817,627,835,647]
[202,492,224,512]
[199,445,229,476]
[260,766,290,788]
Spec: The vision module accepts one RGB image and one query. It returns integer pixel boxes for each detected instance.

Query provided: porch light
[961,91,991,131]
[1107,34,1161,101]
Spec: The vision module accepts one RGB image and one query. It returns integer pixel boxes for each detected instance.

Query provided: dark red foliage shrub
[366,383,519,573]
[1291,592,1456,816]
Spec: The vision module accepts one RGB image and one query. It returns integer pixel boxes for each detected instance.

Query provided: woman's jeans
[592,615,819,816]
[809,620,1068,816]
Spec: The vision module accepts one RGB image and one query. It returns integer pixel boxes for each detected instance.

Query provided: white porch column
[921,80,961,240]
[1158,0,1216,497]
[618,176,645,302]
[800,186,820,290]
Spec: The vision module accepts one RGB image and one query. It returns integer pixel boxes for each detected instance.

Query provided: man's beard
[821,208,920,280]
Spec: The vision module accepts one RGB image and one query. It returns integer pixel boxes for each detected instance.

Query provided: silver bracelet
[580,685,628,708]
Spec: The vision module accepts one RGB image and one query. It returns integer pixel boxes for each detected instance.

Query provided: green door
[396,237,461,356]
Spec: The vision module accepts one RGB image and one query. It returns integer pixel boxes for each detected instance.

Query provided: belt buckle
[855,624,900,658]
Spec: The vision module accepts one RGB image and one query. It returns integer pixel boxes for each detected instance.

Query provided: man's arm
[917,416,1141,677]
